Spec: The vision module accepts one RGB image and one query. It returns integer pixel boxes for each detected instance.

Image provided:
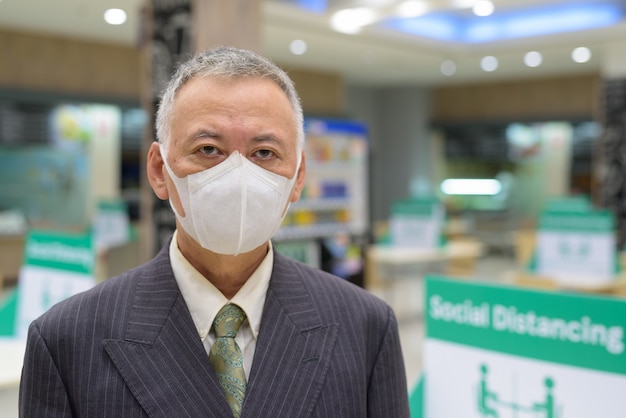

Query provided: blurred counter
[508,270,626,298]
[365,239,485,290]
[0,235,25,288]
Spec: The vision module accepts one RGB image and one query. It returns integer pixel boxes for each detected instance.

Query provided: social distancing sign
[417,276,626,418]
[15,230,96,337]
[389,198,444,249]
[531,208,618,287]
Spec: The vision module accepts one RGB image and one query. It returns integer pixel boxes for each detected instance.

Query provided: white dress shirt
[168,231,272,379]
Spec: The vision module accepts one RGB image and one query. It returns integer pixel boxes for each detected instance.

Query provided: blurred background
[1,0,626,416]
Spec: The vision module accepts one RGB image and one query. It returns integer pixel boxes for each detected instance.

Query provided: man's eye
[254,149,275,159]
[199,146,219,156]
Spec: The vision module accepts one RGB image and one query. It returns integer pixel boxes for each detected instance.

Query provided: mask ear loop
[158,143,187,222]
[280,149,304,219]
[159,143,171,174]
[293,147,303,180]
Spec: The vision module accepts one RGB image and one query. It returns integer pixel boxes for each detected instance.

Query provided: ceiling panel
[0,0,625,86]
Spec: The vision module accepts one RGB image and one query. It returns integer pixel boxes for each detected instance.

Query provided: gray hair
[155,46,304,152]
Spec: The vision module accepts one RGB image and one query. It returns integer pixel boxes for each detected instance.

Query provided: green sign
[15,230,96,337]
[543,196,592,213]
[532,209,617,285]
[421,276,626,418]
[426,276,625,374]
[392,198,440,216]
[539,210,614,232]
[24,230,95,274]
[92,199,131,250]
[390,198,444,249]
[0,289,18,336]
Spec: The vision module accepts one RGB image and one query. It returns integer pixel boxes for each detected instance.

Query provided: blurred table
[366,240,484,285]
[507,270,626,298]
[365,240,484,318]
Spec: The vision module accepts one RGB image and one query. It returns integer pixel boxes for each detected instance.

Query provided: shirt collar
[169,231,272,340]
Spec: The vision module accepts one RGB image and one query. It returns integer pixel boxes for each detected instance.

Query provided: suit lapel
[242,253,338,418]
[102,248,232,418]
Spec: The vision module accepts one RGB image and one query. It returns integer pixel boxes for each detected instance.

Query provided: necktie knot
[213,304,246,338]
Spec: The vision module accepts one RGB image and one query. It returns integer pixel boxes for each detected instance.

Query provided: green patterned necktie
[209,304,247,418]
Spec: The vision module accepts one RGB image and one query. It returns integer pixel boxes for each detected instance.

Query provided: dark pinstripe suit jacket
[19,244,410,417]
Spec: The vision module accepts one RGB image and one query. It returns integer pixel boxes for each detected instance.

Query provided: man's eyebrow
[193,128,220,138]
[252,135,282,144]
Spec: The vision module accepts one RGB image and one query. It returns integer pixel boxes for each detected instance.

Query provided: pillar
[140,0,263,260]
[597,39,626,247]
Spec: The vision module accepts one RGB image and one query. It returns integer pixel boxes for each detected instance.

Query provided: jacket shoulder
[273,252,393,320]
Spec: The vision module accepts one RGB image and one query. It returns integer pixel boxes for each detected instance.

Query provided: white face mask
[160,145,299,255]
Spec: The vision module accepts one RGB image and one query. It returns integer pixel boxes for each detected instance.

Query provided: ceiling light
[104,8,127,25]
[396,0,429,18]
[480,55,498,72]
[572,47,592,63]
[289,39,307,55]
[524,51,543,67]
[440,60,456,76]
[330,8,378,34]
[388,2,623,43]
[441,179,502,196]
[473,0,494,17]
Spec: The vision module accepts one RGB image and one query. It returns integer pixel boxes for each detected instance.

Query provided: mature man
[19,47,410,417]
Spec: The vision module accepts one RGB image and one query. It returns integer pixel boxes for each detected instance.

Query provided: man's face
[159,75,304,217]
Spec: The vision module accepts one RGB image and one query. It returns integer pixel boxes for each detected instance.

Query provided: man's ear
[147,141,169,200]
[289,151,306,203]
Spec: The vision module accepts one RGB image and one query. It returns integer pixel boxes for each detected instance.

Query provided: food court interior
[2,0,626,416]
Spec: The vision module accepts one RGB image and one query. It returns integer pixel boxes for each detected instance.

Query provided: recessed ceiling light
[440,60,457,76]
[524,51,543,67]
[473,0,494,17]
[289,40,307,55]
[396,0,429,18]
[330,8,377,34]
[481,56,498,72]
[104,8,127,25]
[572,47,592,63]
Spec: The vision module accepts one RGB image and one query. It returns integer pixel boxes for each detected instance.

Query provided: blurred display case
[275,118,369,241]
[274,118,369,285]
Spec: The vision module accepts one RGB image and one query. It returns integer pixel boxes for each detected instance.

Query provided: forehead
[168,75,299,148]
